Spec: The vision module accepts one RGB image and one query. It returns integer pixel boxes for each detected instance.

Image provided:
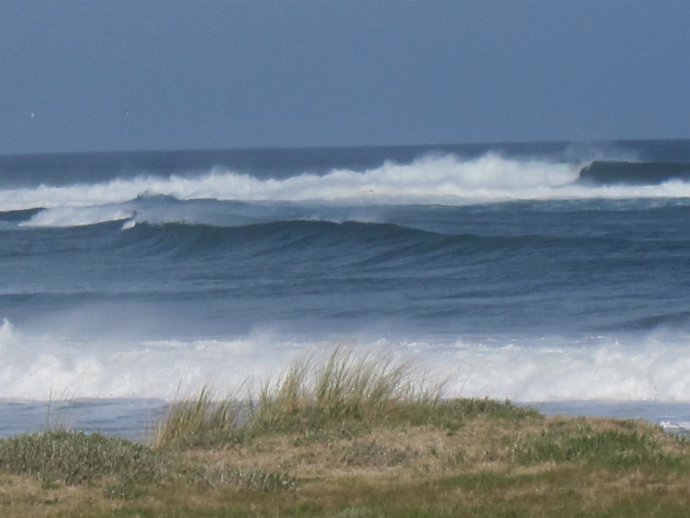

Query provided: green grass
[510,420,684,468]
[0,430,166,486]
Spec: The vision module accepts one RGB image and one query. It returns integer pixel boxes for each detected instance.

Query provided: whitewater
[2,140,690,438]
[6,154,690,220]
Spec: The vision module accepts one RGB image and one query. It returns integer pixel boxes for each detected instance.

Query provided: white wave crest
[8,153,690,213]
[21,206,136,228]
[4,154,690,214]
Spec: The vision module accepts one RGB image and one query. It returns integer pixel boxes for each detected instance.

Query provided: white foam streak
[5,154,690,215]
[22,206,135,228]
[2,320,690,402]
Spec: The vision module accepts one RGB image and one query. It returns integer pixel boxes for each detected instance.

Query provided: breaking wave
[2,319,690,402]
[0,154,575,211]
[4,154,690,218]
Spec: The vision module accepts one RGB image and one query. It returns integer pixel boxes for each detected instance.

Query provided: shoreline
[1,397,689,442]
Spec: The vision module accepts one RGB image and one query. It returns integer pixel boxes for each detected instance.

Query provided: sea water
[2,140,690,439]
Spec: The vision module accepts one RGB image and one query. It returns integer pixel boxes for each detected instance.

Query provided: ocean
[2,139,690,440]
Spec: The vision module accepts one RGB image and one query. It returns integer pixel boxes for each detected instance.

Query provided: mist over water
[2,140,690,434]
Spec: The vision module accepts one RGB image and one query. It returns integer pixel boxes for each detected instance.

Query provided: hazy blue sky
[1,0,689,153]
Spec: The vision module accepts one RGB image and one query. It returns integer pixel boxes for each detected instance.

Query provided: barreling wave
[578,160,690,185]
[0,208,42,222]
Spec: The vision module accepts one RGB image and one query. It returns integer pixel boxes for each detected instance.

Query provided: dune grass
[0,349,689,516]
[152,348,535,449]
[152,386,239,449]
[153,348,440,448]
[249,348,443,434]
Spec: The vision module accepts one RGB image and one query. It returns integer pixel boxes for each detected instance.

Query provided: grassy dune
[1,349,689,517]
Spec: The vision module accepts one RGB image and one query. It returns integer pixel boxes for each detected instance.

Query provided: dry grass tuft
[152,386,239,449]
[250,347,442,434]
[152,348,538,450]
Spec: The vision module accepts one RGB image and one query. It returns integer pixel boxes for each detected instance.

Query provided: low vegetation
[0,430,165,486]
[151,386,238,449]
[0,349,689,516]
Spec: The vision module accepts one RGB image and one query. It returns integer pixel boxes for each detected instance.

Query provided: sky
[1,0,689,154]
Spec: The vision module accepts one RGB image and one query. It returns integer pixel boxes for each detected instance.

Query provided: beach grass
[0,349,689,516]
[242,348,449,437]
[151,386,239,449]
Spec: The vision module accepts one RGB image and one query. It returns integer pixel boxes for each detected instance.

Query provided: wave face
[3,140,690,407]
[578,160,690,185]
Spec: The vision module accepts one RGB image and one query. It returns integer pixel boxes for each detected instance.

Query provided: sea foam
[2,319,690,403]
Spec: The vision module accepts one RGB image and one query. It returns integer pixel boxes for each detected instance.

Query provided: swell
[6,204,690,275]
[112,219,646,268]
[115,220,452,263]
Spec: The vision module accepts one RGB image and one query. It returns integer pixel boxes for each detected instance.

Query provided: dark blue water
[2,140,690,436]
